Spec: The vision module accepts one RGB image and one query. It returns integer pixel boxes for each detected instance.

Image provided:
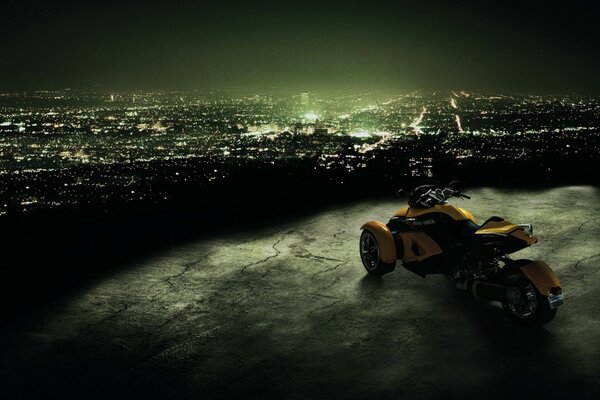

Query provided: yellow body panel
[476,220,517,235]
[398,231,443,263]
[519,261,561,296]
[393,204,477,223]
[394,207,409,217]
[360,221,397,263]
[475,220,538,245]
[457,208,477,224]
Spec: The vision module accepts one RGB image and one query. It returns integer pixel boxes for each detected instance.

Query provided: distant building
[300,92,309,105]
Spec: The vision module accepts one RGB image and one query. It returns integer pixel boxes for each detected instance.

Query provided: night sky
[2,0,599,93]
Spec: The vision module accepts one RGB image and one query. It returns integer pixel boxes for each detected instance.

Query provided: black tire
[359,230,395,275]
[502,274,557,326]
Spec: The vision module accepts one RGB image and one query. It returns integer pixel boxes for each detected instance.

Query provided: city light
[304,112,319,121]
[455,115,464,133]
[1,90,599,217]
[349,131,371,138]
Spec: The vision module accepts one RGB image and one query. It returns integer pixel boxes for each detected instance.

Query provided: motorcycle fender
[519,261,561,296]
[361,221,397,263]
[397,231,443,264]
[510,229,538,245]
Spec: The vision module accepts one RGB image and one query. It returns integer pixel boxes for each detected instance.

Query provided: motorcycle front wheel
[502,274,557,326]
[359,230,395,275]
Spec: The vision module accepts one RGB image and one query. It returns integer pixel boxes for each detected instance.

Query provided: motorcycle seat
[480,216,505,226]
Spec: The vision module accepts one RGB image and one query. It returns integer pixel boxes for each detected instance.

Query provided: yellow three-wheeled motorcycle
[360,182,564,325]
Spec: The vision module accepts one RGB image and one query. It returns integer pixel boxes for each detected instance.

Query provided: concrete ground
[2,186,600,399]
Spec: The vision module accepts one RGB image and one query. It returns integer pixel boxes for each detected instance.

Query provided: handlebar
[413,186,470,207]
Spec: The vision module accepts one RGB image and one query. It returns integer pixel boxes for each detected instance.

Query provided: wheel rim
[361,233,380,270]
[507,282,538,319]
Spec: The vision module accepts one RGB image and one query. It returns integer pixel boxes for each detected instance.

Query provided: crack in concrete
[113,342,131,351]
[296,253,343,263]
[323,276,341,290]
[308,299,343,317]
[305,297,345,331]
[573,252,600,270]
[330,227,346,246]
[307,292,342,300]
[163,261,196,290]
[311,261,346,281]
[235,235,286,298]
[153,310,186,328]
[333,228,346,240]
[578,219,592,232]
[69,303,129,344]
[241,235,285,275]
[317,312,338,329]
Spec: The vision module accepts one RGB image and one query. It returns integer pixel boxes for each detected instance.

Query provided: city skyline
[2,89,599,217]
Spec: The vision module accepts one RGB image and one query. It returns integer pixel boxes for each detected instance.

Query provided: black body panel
[403,254,451,277]
[386,217,414,232]
[390,210,531,277]
[399,212,481,252]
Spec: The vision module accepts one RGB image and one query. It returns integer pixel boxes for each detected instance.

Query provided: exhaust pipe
[459,280,510,302]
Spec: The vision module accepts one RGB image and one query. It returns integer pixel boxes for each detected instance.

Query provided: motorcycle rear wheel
[359,230,395,275]
[502,274,557,326]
